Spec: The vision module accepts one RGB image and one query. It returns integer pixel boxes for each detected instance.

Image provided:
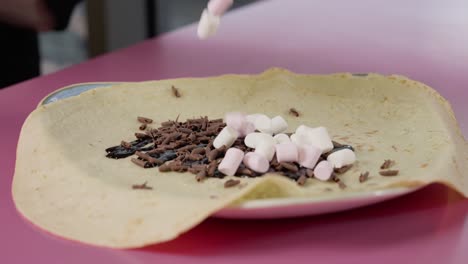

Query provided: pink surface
[1,0,468,263]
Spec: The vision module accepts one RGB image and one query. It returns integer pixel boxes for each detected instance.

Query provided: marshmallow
[274,133,291,144]
[239,121,256,137]
[254,114,273,134]
[308,127,334,153]
[290,133,309,146]
[213,126,238,149]
[295,125,311,136]
[275,143,299,163]
[246,114,262,124]
[207,0,233,16]
[327,149,356,168]
[270,116,288,134]
[197,9,220,39]
[254,141,276,161]
[298,145,322,169]
[294,125,333,153]
[313,160,334,181]
[218,148,244,176]
[244,132,275,148]
[243,152,269,173]
[225,112,246,133]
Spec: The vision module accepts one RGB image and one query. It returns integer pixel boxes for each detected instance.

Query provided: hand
[0,0,54,31]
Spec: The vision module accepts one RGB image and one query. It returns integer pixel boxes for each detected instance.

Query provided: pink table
[1,0,467,263]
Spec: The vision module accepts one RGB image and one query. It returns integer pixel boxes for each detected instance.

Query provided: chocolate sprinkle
[158,163,171,172]
[236,167,256,177]
[338,181,347,189]
[280,162,299,172]
[137,116,153,124]
[172,86,181,98]
[196,170,206,182]
[131,158,148,168]
[207,161,217,176]
[135,132,149,139]
[297,175,307,186]
[224,179,241,188]
[139,123,147,130]
[208,149,220,162]
[132,181,153,190]
[121,141,132,149]
[379,170,399,176]
[334,165,353,174]
[380,159,395,169]
[359,171,369,183]
[289,108,300,117]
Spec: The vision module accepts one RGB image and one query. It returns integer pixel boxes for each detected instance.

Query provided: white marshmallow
[314,160,334,181]
[290,133,309,146]
[293,125,333,153]
[254,141,276,161]
[254,114,273,134]
[308,127,334,153]
[296,125,312,136]
[274,133,291,144]
[244,132,275,148]
[197,9,220,39]
[270,116,288,135]
[327,149,356,168]
[213,126,238,149]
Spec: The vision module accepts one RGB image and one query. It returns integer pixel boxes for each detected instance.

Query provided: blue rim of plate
[40,83,121,106]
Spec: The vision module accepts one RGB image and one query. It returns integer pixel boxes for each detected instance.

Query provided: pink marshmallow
[240,121,255,137]
[275,142,299,163]
[313,160,334,181]
[218,148,244,176]
[243,152,269,173]
[298,145,322,169]
[225,112,246,132]
[207,0,233,16]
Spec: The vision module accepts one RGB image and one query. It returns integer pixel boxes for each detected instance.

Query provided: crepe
[12,68,468,248]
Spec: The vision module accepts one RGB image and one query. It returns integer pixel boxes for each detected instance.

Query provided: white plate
[214,187,419,219]
[40,82,421,219]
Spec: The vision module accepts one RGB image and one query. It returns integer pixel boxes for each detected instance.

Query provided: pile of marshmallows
[214,113,356,182]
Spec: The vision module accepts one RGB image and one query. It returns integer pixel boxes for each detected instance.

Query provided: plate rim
[38,82,125,107]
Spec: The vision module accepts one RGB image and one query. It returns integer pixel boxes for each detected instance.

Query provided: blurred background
[40,0,256,74]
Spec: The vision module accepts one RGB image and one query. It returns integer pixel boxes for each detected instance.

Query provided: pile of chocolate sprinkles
[105,116,388,189]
